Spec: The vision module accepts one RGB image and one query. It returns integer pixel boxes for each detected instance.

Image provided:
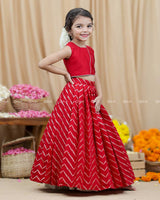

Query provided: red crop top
[63,42,95,77]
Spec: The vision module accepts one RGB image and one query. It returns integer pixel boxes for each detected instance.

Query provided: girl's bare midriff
[72,75,95,82]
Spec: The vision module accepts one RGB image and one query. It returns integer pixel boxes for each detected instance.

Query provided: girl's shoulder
[65,42,76,50]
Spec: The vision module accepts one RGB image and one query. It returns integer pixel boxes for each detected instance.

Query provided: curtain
[0,0,160,137]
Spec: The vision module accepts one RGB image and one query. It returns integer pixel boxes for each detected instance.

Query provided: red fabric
[63,42,95,77]
[30,78,135,191]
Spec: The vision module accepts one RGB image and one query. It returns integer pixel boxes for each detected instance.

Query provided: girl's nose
[82,26,88,32]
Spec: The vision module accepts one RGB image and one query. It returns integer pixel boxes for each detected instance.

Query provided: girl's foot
[122,185,136,191]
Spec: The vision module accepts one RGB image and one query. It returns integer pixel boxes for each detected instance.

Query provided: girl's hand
[64,73,74,84]
[92,96,102,112]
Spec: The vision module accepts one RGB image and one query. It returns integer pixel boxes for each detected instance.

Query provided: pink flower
[3,147,35,156]
[10,110,51,118]
[10,84,49,99]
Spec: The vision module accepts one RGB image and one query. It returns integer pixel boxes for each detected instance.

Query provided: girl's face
[69,16,93,44]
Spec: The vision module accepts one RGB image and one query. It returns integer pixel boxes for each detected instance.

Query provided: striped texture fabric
[30,78,135,191]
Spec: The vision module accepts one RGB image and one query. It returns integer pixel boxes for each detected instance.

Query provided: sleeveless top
[63,42,95,77]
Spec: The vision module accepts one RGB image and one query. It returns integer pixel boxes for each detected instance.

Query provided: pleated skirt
[30,77,135,191]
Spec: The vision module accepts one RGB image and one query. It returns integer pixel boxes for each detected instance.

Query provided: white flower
[0,112,16,118]
[0,84,10,101]
[123,121,127,125]
[59,28,71,49]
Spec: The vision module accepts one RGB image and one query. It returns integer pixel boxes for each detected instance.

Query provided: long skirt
[30,77,135,191]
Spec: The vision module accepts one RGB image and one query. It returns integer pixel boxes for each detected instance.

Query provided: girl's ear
[69,31,73,39]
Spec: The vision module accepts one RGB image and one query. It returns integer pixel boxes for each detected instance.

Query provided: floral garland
[133,128,160,162]
[135,172,160,183]
[59,27,71,49]
[10,84,49,99]
[111,117,130,145]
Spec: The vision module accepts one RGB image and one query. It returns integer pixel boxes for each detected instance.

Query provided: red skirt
[30,77,135,191]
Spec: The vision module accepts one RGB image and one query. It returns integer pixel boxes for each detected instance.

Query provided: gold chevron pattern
[30,78,135,191]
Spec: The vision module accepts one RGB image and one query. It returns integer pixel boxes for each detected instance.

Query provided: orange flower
[137,172,160,183]
[146,172,155,176]
[134,177,140,181]
[133,128,160,162]
[143,131,152,140]
[147,155,157,162]
[132,135,142,142]
[149,142,158,151]
[139,130,148,136]
[153,148,160,154]
[142,147,151,156]
[134,146,141,152]
[141,176,151,182]
[153,153,159,160]
[151,174,159,181]
[146,172,160,181]
[148,128,160,134]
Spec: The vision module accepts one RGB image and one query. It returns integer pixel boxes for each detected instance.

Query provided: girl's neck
[71,39,87,48]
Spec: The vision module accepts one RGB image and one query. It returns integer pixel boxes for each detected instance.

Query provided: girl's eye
[75,24,93,29]
[88,24,93,28]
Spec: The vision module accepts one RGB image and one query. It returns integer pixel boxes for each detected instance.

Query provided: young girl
[30,8,135,191]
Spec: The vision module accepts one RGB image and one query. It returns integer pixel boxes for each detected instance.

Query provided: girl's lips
[81,34,89,37]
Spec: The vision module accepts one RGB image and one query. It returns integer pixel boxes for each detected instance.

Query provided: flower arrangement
[2,147,35,156]
[111,117,130,145]
[0,84,10,101]
[10,110,51,118]
[133,128,160,162]
[0,111,50,118]
[135,172,160,183]
[10,84,49,99]
[59,27,71,49]
[0,113,16,118]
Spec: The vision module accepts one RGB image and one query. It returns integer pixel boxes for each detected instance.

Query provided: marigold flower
[148,128,159,134]
[140,130,148,135]
[134,177,140,181]
[133,128,160,161]
[141,176,151,182]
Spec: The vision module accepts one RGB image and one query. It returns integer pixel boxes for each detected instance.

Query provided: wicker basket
[1,136,35,178]
[145,160,160,172]
[10,96,47,111]
[0,97,9,111]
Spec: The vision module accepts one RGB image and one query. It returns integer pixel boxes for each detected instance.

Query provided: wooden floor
[0,178,160,200]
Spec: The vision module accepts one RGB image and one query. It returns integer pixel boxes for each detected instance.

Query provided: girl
[30,8,135,191]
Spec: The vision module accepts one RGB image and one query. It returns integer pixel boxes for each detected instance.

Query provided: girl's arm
[93,73,102,112]
[39,46,73,84]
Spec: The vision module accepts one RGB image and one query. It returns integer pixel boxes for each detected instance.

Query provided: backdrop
[0,0,160,136]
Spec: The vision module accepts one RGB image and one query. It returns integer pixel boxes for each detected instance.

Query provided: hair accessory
[59,27,71,49]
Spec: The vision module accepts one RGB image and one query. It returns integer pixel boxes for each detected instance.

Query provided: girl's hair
[64,8,93,39]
